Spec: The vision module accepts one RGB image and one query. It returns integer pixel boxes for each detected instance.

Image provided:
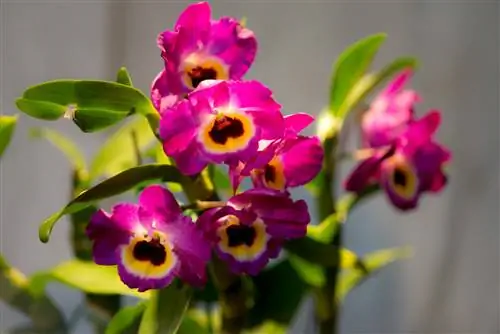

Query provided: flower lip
[132,236,167,266]
[384,154,419,201]
[217,215,269,262]
[226,224,257,247]
[121,232,178,281]
[199,111,255,155]
[209,115,245,144]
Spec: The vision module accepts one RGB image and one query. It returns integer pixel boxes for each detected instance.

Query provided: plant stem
[314,135,342,334]
[71,170,121,334]
[181,167,249,334]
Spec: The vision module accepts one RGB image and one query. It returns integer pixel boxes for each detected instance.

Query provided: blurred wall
[1,1,498,333]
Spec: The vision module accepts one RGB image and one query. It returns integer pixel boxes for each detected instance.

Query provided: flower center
[132,238,167,266]
[226,224,257,247]
[188,66,217,89]
[216,216,269,262]
[386,155,419,200]
[393,168,407,187]
[208,115,245,145]
[264,164,276,184]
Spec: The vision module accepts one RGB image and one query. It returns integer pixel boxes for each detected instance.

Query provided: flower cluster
[86,2,323,292]
[345,70,451,210]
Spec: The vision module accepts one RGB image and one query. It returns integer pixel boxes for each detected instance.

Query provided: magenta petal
[281,136,324,188]
[229,189,310,239]
[188,80,230,111]
[345,156,384,193]
[404,110,441,150]
[284,113,315,134]
[209,17,257,79]
[166,216,211,286]
[171,140,208,175]
[230,81,284,140]
[412,141,451,193]
[175,2,211,32]
[159,100,197,155]
[86,206,138,266]
[138,185,182,223]
[117,261,177,293]
[383,69,412,95]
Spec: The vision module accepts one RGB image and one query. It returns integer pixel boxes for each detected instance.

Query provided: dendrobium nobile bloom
[159,80,284,175]
[230,113,324,192]
[362,69,420,148]
[151,1,257,112]
[86,185,211,292]
[345,110,451,210]
[198,189,310,275]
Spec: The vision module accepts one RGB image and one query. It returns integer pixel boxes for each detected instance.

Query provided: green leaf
[0,115,18,158]
[29,260,149,300]
[288,255,325,288]
[106,303,146,334]
[284,236,338,266]
[336,247,413,303]
[329,33,387,118]
[29,127,87,172]
[38,164,189,243]
[16,80,157,132]
[89,116,156,180]
[307,213,339,244]
[208,164,231,196]
[138,282,192,334]
[248,259,307,327]
[15,99,68,121]
[338,57,419,120]
[116,67,133,87]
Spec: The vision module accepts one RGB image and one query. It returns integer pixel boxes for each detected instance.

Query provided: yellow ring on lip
[252,156,286,191]
[199,111,255,154]
[121,231,177,279]
[181,55,229,90]
[217,215,269,262]
[386,155,418,199]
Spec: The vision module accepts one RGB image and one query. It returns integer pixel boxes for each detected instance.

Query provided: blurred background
[1,0,498,333]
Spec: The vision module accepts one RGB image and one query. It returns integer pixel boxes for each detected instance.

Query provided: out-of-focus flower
[151,1,257,112]
[362,70,420,148]
[198,189,310,275]
[230,113,323,192]
[86,185,211,292]
[346,110,450,210]
[159,80,284,175]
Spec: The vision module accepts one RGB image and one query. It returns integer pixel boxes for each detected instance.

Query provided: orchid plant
[0,2,451,334]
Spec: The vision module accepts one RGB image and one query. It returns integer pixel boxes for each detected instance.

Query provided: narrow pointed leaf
[139,282,192,334]
[0,115,18,157]
[89,116,156,180]
[38,164,191,243]
[30,127,87,172]
[329,33,387,118]
[29,260,149,299]
[336,247,413,303]
[116,67,133,87]
[338,57,419,120]
[106,302,146,334]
